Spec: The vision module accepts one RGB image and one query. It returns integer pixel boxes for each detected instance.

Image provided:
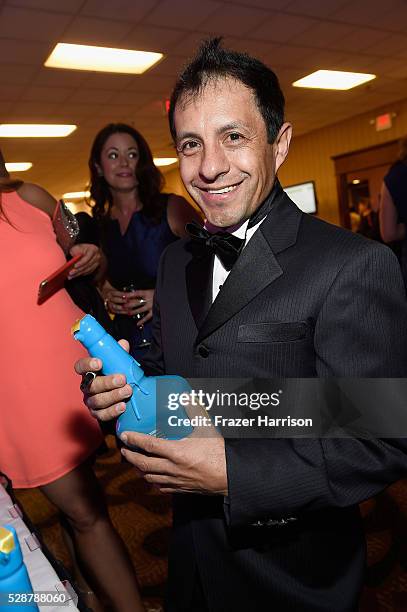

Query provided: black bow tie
[186,181,284,269]
[185,222,245,271]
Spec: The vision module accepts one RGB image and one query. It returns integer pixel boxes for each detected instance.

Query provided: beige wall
[164,97,407,226]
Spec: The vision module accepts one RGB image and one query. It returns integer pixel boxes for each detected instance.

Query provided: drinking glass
[123,284,151,349]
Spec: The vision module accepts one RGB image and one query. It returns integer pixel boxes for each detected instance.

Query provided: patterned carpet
[15,436,170,611]
[14,436,407,611]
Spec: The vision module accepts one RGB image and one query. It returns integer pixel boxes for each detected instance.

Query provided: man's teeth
[207,185,238,194]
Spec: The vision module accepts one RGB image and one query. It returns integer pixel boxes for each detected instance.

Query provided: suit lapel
[185,244,214,331]
[195,189,303,345]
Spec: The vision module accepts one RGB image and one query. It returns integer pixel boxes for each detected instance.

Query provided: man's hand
[74,340,132,421]
[74,351,228,496]
[120,430,228,496]
[121,400,228,496]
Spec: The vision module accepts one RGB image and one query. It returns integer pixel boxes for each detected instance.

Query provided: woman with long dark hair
[87,123,201,356]
[0,149,145,612]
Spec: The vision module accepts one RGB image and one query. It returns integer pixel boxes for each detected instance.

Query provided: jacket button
[198,345,209,358]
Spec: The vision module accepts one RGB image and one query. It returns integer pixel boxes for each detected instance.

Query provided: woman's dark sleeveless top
[102,194,178,290]
[101,194,178,356]
[384,160,407,223]
[384,160,407,288]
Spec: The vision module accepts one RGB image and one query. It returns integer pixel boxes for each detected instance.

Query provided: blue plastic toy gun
[72,314,193,440]
[0,525,39,611]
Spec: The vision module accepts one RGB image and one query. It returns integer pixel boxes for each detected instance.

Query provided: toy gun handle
[73,314,195,440]
[0,525,39,611]
[72,314,148,421]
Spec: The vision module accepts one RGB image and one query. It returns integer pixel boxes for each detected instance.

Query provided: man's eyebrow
[218,122,245,133]
[176,131,200,143]
[176,123,247,143]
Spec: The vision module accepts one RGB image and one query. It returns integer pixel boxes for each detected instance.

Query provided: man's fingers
[144,474,175,486]
[182,397,220,439]
[74,357,102,376]
[121,448,175,475]
[89,403,126,422]
[85,381,132,410]
[90,373,127,394]
[183,398,209,421]
[118,338,130,353]
[121,431,177,459]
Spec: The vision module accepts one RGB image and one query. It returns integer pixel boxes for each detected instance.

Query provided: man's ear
[274,122,292,173]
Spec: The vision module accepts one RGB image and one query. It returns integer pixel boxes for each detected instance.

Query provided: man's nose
[198,143,230,183]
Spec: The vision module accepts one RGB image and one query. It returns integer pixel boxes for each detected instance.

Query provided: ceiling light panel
[0,124,76,137]
[153,157,178,166]
[62,191,90,199]
[293,70,376,90]
[45,43,163,75]
[5,162,32,172]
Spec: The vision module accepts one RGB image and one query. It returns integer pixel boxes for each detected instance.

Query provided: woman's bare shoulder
[17,182,57,217]
[167,193,202,237]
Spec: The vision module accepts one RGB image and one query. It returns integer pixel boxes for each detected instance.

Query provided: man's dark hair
[169,38,285,144]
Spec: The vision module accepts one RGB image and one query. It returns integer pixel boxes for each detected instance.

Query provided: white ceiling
[0,0,407,197]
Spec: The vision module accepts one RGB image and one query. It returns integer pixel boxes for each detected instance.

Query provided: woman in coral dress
[0,150,144,612]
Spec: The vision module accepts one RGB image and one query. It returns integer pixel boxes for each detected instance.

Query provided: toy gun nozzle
[0,527,15,554]
[71,319,82,335]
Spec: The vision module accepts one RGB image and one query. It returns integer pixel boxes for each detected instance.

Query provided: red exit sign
[375,113,392,131]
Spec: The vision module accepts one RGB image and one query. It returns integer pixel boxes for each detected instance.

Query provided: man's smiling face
[174,76,288,228]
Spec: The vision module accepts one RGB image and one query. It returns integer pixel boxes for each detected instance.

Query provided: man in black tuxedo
[76,39,407,612]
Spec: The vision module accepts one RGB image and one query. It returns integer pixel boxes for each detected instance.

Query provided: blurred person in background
[380,137,407,288]
[0,148,145,612]
[87,123,201,358]
[356,196,380,241]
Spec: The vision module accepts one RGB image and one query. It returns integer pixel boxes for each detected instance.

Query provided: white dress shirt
[211,217,265,302]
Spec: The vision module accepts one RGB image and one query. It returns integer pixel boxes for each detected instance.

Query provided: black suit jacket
[142,185,407,612]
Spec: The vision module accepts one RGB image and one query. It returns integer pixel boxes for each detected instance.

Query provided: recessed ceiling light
[62,191,90,199]
[292,70,376,90]
[45,43,163,75]
[154,157,178,167]
[5,162,32,172]
[0,124,76,137]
